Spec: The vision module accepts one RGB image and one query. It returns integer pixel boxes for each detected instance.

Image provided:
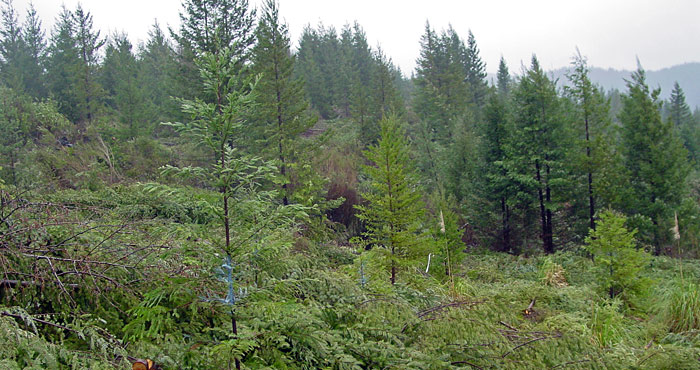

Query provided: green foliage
[101,33,148,138]
[477,82,518,252]
[584,209,651,302]
[177,0,255,59]
[294,22,405,124]
[250,0,317,206]
[619,67,690,252]
[430,201,466,280]
[565,51,619,232]
[538,256,568,287]
[0,0,46,98]
[667,82,699,166]
[355,115,429,284]
[1,3,700,369]
[590,298,626,347]
[662,280,700,332]
[508,55,570,254]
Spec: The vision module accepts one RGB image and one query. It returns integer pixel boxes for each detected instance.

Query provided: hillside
[488,62,700,108]
[2,0,700,368]
[551,63,700,108]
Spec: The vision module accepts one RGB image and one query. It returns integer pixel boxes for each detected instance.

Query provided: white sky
[14,0,700,74]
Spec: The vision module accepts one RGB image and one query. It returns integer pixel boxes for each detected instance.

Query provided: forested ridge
[1,0,700,369]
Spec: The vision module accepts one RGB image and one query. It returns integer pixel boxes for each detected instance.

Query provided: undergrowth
[1,187,700,369]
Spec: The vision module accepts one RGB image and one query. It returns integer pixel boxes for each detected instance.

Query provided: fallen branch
[450,360,484,369]
[0,279,79,289]
[499,321,518,331]
[502,332,562,358]
[401,300,486,333]
[0,311,77,333]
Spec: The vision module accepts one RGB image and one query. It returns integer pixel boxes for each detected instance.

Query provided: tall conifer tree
[72,4,104,123]
[620,68,689,254]
[566,52,613,231]
[251,0,315,205]
[175,0,256,102]
[480,72,516,252]
[463,30,488,111]
[510,56,566,254]
[102,33,144,137]
[21,3,45,99]
[667,82,698,164]
[138,22,179,125]
[46,6,81,121]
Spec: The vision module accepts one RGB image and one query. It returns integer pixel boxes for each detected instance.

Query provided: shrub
[584,209,651,303]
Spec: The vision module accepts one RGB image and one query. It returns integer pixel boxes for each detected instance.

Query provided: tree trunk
[544,164,554,254]
[390,245,396,285]
[275,49,289,206]
[585,113,595,231]
[500,196,511,252]
[231,309,240,370]
[535,160,550,253]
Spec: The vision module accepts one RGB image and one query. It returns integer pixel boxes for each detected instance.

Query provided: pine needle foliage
[355,115,429,284]
[584,209,651,303]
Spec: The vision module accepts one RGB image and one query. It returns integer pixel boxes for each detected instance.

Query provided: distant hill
[490,62,700,109]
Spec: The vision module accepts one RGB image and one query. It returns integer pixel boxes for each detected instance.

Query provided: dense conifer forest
[1,0,700,368]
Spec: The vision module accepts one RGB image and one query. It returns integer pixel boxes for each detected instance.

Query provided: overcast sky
[14,0,700,74]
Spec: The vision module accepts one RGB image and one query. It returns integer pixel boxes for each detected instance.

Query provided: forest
[1,0,700,369]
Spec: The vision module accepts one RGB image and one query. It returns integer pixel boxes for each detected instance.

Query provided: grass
[664,280,700,333]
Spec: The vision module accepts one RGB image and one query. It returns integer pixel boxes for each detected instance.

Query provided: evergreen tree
[295,26,329,116]
[46,6,81,122]
[138,21,179,126]
[565,53,626,237]
[251,0,315,205]
[619,67,689,254]
[355,116,427,285]
[0,0,24,91]
[101,33,145,137]
[480,85,517,252]
[509,56,567,254]
[72,4,104,123]
[177,0,256,58]
[566,52,614,231]
[413,23,471,145]
[667,82,698,165]
[365,47,403,145]
[335,25,354,116]
[584,209,650,301]
[413,22,450,142]
[175,0,256,101]
[496,56,511,96]
[162,46,303,370]
[462,30,488,111]
[20,3,45,99]
[348,23,374,140]
[445,119,478,204]
[0,87,30,185]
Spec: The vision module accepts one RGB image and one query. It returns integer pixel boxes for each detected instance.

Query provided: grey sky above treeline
[16,0,700,74]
